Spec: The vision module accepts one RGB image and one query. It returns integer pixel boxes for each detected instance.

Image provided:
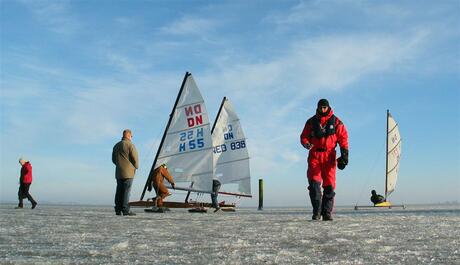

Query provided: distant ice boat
[355,110,405,210]
[211,97,252,206]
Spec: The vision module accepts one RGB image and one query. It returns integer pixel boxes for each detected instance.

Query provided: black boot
[16,199,24,209]
[321,185,335,221]
[308,181,322,220]
[29,197,37,209]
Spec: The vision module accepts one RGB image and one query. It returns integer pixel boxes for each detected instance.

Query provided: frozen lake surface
[1,204,459,265]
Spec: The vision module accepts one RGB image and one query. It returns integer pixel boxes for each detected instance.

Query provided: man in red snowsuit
[17,158,37,209]
[300,99,348,221]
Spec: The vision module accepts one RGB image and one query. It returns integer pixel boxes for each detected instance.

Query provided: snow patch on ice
[89,249,101,256]
[135,244,149,250]
[111,240,129,251]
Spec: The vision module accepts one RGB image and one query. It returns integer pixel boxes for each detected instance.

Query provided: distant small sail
[386,111,402,198]
[212,97,251,196]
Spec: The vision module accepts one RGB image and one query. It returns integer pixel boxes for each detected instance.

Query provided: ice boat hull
[129,200,235,209]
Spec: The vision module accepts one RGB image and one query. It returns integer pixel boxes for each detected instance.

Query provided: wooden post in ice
[258,178,263,210]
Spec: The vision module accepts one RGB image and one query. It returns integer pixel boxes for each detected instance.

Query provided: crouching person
[148,164,175,211]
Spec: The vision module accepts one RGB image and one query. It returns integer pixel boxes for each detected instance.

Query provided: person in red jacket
[17,158,37,209]
[300,99,348,221]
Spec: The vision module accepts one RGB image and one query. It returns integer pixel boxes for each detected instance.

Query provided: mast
[211,97,227,134]
[385,109,389,200]
[140,72,191,200]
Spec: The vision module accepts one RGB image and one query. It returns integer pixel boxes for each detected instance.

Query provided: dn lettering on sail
[222,124,234,140]
[185,104,203,128]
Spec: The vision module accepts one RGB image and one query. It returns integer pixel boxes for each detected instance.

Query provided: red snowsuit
[20,162,33,184]
[300,109,348,189]
[18,161,37,208]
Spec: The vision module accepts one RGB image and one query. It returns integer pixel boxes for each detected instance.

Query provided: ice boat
[211,97,252,207]
[129,72,234,209]
[355,110,405,210]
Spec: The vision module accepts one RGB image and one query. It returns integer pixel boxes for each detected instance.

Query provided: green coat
[112,138,139,179]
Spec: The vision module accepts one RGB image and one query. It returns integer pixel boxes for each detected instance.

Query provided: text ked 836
[213,140,246,154]
[213,125,246,154]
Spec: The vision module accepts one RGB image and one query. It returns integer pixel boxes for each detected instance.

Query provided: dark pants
[211,180,221,208]
[18,183,37,207]
[115,178,133,214]
[308,180,335,217]
[308,180,322,216]
[321,185,335,217]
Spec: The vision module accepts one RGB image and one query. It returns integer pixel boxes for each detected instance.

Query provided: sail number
[214,140,246,154]
[179,128,205,152]
[231,140,246,150]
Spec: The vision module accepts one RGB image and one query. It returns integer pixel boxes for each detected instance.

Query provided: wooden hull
[129,200,235,209]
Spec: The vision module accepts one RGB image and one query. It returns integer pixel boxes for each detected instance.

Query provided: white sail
[212,97,251,195]
[386,111,402,198]
[154,73,213,193]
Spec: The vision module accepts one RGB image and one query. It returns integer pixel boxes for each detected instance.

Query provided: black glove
[337,148,348,170]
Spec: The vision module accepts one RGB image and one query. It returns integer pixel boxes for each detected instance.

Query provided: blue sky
[1,0,459,207]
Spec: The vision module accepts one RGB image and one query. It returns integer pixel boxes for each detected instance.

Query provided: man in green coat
[112,129,138,216]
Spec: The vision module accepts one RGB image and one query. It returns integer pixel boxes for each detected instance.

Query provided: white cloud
[192,29,432,188]
[160,16,218,35]
[202,30,429,123]
[61,73,179,144]
[265,1,415,29]
[114,17,138,28]
[265,0,325,26]
[21,0,81,35]
[1,53,178,147]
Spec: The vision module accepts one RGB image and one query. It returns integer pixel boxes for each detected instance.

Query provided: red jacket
[20,162,33,184]
[300,109,349,151]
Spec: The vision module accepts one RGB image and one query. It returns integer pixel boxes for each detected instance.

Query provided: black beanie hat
[317,99,330,108]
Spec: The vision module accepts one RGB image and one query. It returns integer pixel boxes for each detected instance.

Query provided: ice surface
[0,204,459,265]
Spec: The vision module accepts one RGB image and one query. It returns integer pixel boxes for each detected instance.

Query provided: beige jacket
[112,138,139,179]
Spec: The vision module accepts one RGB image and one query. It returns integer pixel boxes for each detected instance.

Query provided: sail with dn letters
[140,72,213,201]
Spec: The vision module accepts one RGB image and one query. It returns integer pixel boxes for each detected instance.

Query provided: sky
[1,0,459,207]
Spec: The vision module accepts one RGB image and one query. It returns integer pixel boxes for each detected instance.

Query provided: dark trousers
[308,180,322,215]
[115,178,133,214]
[308,180,335,216]
[18,183,36,207]
[211,180,221,208]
